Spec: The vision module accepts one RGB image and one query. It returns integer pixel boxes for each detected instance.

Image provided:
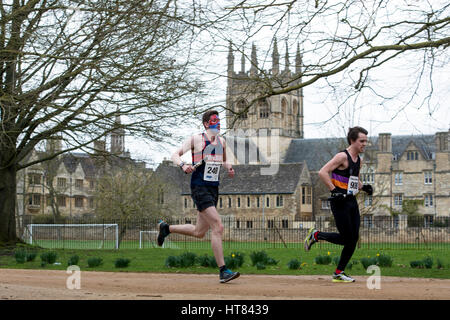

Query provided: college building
[155,40,450,224]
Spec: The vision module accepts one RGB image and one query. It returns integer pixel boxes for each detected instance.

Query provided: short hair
[347,126,368,145]
[202,110,219,126]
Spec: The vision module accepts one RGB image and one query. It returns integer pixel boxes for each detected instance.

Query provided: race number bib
[204,162,221,182]
[347,175,359,195]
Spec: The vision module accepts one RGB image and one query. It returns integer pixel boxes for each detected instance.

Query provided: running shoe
[332,271,355,283]
[304,227,318,251]
[220,269,240,283]
[157,220,170,247]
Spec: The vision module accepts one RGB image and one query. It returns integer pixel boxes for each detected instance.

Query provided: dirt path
[0,269,449,300]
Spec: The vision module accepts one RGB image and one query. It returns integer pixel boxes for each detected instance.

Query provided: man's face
[352,133,368,153]
[206,114,220,134]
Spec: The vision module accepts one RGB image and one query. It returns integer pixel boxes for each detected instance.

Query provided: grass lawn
[1,243,449,279]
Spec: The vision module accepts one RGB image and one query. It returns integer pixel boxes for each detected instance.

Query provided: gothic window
[259,99,269,118]
[236,99,248,119]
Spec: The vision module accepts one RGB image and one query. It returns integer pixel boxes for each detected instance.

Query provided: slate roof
[154,161,306,195]
[284,134,436,171]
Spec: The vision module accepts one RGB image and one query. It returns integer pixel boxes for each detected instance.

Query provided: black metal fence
[19,215,450,250]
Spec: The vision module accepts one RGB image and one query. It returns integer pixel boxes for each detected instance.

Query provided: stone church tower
[225,39,304,164]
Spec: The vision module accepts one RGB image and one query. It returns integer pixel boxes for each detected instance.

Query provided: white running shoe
[332,272,355,283]
[304,227,318,252]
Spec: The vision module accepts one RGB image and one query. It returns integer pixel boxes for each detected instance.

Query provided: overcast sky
[123,1,450,168]
[125,46,449,169]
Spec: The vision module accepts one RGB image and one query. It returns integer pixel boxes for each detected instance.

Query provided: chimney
[435,131,449,152]
[46,136,62,154]
[93,140,106,154]
[378,133,392,152]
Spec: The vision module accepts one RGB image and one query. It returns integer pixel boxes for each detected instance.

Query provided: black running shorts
[191,185,219,212]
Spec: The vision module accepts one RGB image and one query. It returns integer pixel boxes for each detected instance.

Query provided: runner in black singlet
[304,126,373,283]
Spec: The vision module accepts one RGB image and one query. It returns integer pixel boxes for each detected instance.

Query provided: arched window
[236,99,248,119]
[259,99,269,118]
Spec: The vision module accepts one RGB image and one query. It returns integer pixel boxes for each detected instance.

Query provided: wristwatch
[179,161,185,170]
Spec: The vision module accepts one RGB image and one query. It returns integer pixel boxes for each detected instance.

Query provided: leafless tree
[0,0,207,243]
[94,164,174,246]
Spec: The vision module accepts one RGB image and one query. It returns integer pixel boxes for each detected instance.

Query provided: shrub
[436,258,445,269]
[314,255,332,265]
[256,262,266,270]
[196,255,217,268]
[410,260,424,269]
[225,252,244,269]
[250,251,278,266]
[179,252,197,267]
[26,252,37,262]
[360,257,378,269]
[14,250,27,263]
[115,258,131,268]
[250,251,269,266]
[40,251,58,264]
[422,257,433,269]
[87,257,103,268]
[287,259,301,270]
[165,256,181,268]
[68,255,79,266]
[377,254,393,267]
[332,256,340,266]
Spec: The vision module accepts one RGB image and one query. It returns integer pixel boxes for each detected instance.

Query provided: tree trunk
[0,165,19,243]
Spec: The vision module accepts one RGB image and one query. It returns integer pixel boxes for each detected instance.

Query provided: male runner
[157,110,240,283]
[304,126,373,282]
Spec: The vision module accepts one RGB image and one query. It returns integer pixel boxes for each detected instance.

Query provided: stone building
[284,131,450,224]
[16,116,144,218]
[154,161,314,225]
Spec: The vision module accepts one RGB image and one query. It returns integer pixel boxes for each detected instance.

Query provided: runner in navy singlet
[156,110,240,283]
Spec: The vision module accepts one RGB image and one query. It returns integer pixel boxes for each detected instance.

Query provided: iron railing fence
[19,215,450,250]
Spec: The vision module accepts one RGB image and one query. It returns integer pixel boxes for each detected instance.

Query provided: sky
[125,46,449,169]
[123,2,450,169]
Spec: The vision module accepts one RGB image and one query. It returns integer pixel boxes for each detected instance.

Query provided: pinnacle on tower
[241,50,245,73]
[295,43,302,75]
[284,40,290,72]
[272,38,280,75]
[227,41,234,73]
[250,43,258,76]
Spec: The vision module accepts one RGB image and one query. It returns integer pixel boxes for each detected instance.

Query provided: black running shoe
[157,220,170,247]
[220,269,240,283]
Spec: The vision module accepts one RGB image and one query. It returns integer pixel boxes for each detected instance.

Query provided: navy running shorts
[191,185,219,212]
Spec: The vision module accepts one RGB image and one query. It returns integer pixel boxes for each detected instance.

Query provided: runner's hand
[183,164,195,174]
[227,167,235,178]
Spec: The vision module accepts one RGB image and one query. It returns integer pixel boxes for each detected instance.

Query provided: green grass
[1,244,449,279]
[27,239,450,251]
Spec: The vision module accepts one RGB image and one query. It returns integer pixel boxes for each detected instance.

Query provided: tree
[94,164,174,247]
[200,1,450,128]
[0,1,205,243]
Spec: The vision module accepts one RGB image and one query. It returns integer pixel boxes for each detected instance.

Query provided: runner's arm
[171,136,196,173]
[318,153,347,191]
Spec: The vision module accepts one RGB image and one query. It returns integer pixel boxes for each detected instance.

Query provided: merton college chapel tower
[225,39,304,164]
